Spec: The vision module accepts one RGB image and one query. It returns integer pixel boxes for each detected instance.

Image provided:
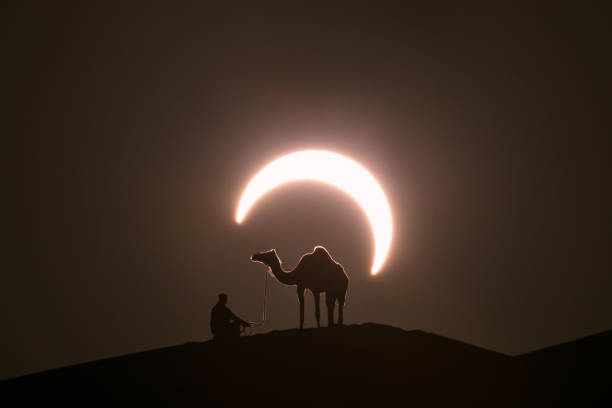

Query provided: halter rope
[243,267,269,334]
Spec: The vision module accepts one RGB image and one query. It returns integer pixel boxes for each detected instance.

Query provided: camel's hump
[297,246,344,271]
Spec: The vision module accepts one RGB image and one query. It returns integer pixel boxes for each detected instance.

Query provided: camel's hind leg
[297,286,305,330]
[337,292,346,326]
[313,292,321,328]
[326,293,336,327]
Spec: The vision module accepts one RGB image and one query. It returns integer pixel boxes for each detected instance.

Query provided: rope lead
[244,267,269,334]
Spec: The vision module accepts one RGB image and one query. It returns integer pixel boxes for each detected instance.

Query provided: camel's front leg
[313,292,321,328]
[297,286,305,329]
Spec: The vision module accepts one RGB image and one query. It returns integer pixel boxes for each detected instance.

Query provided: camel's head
[250,249,278,266]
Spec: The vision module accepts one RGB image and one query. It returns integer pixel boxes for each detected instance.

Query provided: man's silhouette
[210,293,251,340]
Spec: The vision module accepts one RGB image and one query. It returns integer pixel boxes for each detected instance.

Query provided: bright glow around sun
[236,150,393,275]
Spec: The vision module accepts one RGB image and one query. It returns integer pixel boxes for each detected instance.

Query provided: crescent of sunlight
[235,150,393,275]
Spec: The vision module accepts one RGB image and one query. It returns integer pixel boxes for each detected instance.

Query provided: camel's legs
[313,292,321,328]
[326,293,336,327]
[297,286,305,329]
[337,292,345,326]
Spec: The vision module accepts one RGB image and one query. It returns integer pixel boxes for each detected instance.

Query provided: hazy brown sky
[5,3,611,380]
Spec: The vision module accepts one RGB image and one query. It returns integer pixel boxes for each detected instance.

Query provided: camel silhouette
[251,246,349,329]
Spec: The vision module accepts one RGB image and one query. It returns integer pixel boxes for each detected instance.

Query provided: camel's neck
[267,256,296,286]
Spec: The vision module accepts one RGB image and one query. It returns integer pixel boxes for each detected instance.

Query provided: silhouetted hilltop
[2,323,610,406]
[517,329,612,406]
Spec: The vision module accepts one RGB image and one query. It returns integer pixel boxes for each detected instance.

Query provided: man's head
[218,293,228,305]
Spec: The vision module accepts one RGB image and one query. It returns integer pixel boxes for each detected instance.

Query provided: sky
[4,3,611,380]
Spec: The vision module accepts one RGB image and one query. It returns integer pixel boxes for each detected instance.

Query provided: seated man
[210,293,251,340]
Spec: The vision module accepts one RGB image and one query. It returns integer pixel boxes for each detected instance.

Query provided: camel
[251,246,349,329]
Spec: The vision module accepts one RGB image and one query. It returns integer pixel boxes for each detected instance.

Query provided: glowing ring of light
[236,150,392,275]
